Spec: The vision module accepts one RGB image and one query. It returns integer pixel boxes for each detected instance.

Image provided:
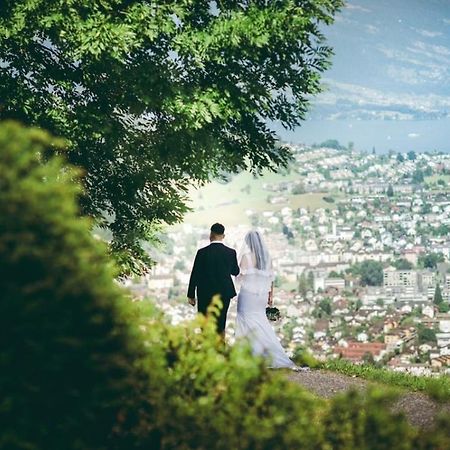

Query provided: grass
[321,359,450,403]
[183,171,339,226]
[294,351,450,403]
[425,174,450,184]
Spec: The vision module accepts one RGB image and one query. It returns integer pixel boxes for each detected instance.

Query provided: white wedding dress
[235,252,296,369]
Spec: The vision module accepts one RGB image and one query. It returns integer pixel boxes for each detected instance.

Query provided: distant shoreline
[273,118,450,154]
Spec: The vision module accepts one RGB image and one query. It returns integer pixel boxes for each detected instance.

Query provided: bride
[235,230,302,370]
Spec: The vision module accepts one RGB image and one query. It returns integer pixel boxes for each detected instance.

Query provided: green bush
[293,347,321,369]
[122,305,450,450]
[0,121,145,450]
[323,389,414,450]
[123,302,325,450]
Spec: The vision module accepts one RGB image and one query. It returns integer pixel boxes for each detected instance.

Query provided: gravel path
[286,369,450,428]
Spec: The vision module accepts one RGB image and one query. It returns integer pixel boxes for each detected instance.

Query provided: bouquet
[265,306,281,321]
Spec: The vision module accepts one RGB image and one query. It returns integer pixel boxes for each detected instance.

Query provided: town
[127,141,450,376]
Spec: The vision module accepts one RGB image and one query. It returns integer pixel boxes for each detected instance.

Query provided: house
[324,277,346,291]
[389,363,432,377]
[383,316,400,333]
[437,313,450,332]
[431,355,450,368]
[384,333,404,352]
[422,305,435,318]
[333,342,387,363]
[436,333,450,354]
[357,332,369,342]
[313,319,329,340]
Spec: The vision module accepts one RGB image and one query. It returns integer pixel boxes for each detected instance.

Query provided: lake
[272,118,450,154]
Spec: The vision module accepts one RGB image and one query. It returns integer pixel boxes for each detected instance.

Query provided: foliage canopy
[351,260,384,286]
[0,0,344,274]
[418,252,446,269]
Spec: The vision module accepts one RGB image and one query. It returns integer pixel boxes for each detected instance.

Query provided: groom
[187,223,240,335]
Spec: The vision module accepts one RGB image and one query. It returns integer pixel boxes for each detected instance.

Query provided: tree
[282,224,294,240]
[418,252,445,269]
[392,258,413,270]
[433,224,450,237]
[386,184,394,197]
[352,261,384,286]
[292,184,306,195]
[318,298,332,316]
[362,352,375,365]
[412,169,424,184]
[434,284,443,305]
[396,153,405,163]
[418,326,437,344]
[421,203,432,214]
[298,273,309,297]
[329,271,343,279]
[407,150,417,161]
[0,0,344,274]
[316,139,346,150]
[274,274,284,288]
[423,166,433,176]
[307,271,315,291]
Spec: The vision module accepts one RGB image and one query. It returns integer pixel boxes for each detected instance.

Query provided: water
[273,118,450,154]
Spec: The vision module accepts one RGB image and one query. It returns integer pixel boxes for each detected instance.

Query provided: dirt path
[287,369,450,428]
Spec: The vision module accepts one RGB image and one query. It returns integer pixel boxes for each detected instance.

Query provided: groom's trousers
[198,296,231,335]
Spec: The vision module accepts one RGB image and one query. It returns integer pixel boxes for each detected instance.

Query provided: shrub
[322,389,414,450]
[0,121,145,450]
[120,300,325,450]
[124,305,450,450]
[292,347,320,369]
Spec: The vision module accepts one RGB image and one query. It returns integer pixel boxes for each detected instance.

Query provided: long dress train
[235,253,296,369]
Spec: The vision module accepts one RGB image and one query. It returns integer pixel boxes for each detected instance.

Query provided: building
[383,268,435,300]
[324,277,346,291]
[333,342,387,363]
[431,355,450,368]
[362,286,391,306]
[384,333,403,352]
[383,268,416,289]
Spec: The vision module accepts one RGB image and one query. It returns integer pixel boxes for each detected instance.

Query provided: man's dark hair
[210,223,225,235]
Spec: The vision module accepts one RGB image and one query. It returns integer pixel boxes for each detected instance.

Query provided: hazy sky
[310,0,450,120]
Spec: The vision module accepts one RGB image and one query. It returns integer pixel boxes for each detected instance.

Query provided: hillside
[184,170,339,227]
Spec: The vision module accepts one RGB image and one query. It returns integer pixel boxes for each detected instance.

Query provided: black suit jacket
[187,243,240,306]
